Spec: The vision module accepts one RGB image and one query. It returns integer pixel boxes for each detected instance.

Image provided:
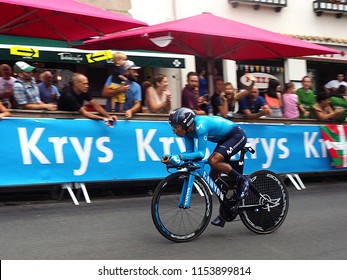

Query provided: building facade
[129,0,347,107]
[1,0,346,109]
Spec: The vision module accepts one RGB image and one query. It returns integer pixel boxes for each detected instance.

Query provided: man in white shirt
[324,73,347,94]
[0,64,16,108]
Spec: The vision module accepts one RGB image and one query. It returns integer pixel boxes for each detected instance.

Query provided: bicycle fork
[178,173,195,209]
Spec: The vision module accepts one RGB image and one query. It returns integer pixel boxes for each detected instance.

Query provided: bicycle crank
[219,199,239,222]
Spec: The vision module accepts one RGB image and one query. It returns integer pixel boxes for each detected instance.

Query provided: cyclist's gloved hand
[169,154,183,166]
[161,154,171,164]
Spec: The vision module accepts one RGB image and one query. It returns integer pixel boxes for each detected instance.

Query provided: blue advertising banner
[0,118,344,187]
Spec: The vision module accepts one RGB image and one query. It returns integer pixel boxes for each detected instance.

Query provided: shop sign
[86,50,113,63]
[1,46,185,68]
[57,52,84,63]
[240,72,278,89]
[10,46,39,58]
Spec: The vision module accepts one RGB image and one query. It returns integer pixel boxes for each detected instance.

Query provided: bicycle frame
[177,160,224,209]
[175,146,264,210]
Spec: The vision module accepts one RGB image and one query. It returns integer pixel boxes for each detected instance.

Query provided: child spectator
[282,82,299,118]
[110,51,128,112]
[264,78,283,118]
[297,76,316,118]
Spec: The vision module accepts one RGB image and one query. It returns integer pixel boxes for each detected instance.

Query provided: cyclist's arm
[180,134,207,161]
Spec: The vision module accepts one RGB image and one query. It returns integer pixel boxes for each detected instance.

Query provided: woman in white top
[145,74,171,114]
[218,74,256,118]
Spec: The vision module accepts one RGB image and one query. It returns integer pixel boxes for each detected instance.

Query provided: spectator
[197,68,209,114]
[145,74,171,114]
[13,61,57,111]
[324,73,347,94]
[282,82,299,119]
[313,92,344,121]
[217,74,256,118]
[264,79,283,118]
[102,60,142,119]
[0,102,11,119]
[196,86,209,114]
[0,64,17,109]
[58,73,116,126]
[337,84,347,96]
[38,71,60,104]
[198,68,209,97]
[239,86,272,119]
[297,76,316,119]
[181,71,206,115]
[110,51,128,112]
[330,85,347,122]
[211,79,225,115]
[141,81,153,113]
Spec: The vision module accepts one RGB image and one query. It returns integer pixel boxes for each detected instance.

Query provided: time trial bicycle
[151,144,289,242]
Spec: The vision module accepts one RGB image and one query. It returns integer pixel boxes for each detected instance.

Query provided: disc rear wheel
[240,170,289,234]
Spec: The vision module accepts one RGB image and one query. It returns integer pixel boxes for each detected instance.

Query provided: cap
[124,60,140,70]
[13,61,35,73]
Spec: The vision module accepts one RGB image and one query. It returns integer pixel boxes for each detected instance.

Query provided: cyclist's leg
[213,126,250,200]
[208,153,227,227]
[208,126,248,227]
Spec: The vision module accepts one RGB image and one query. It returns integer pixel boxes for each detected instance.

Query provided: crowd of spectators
[174,71,347,123]
[1,61,346,123]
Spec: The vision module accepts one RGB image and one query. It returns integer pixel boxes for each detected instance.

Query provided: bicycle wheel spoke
[151,172,212,242]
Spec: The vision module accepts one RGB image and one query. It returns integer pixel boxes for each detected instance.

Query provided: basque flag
[320,124,347,168]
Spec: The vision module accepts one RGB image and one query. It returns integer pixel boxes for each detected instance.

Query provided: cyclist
[162,107,250,228]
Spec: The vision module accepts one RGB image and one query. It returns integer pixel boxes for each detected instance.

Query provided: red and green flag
[320,125,347,168]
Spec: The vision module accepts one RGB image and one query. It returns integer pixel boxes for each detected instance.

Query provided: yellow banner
[86,50,113,63]
[10,46,39,58]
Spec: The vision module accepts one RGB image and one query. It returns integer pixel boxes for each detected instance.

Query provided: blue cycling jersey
[180,116,238,161]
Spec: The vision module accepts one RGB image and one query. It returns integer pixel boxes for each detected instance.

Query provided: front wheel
[151,171,212,242]
[240,170,289,234]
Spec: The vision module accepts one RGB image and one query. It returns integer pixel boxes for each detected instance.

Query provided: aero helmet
[169,107,196,130]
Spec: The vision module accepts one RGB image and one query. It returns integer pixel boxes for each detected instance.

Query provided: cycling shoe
[211,215,225,228]
[236,176,251,200]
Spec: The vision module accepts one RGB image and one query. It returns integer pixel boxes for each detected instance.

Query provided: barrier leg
[285,174,302,191]
[74,183,91,203]
[62,183,79,205]
[293,174,306,190]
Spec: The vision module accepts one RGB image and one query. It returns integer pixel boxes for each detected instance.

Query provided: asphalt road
[1,180,346,260]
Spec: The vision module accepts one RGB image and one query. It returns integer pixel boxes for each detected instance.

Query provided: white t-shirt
[0,76,16,108]
[324,79,347,90]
